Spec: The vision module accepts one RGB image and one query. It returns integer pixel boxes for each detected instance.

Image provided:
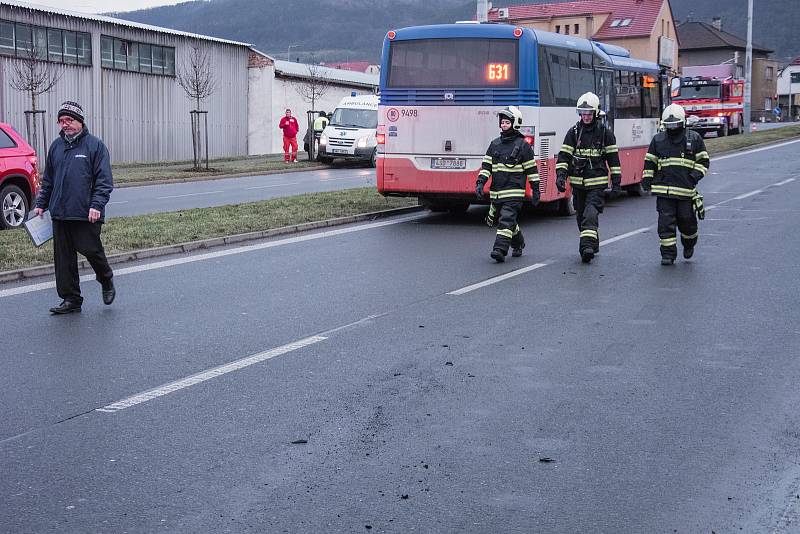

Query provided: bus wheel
[556,195,575,216]
[422,199,449,212]
[624,183,644,197]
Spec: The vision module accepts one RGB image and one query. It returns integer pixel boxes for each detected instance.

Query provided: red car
[0,122,39,230]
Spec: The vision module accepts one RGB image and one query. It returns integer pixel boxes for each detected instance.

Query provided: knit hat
[58,101,84,124]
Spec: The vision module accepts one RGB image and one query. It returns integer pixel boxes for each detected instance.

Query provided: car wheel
[1,184,29,229]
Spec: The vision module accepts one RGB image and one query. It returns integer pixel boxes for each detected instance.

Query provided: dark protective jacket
[35,126,113,222]
[476,131,539,201]
[556,121,621,189]
[643,129,709,199]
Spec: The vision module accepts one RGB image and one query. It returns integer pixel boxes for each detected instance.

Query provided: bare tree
[292,61,331,113]
[176,46,216,169]
[9,43,64,161]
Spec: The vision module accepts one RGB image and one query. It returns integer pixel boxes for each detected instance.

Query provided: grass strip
[704,124,800,154]
[112,154,322,184]
[0,188,416,272]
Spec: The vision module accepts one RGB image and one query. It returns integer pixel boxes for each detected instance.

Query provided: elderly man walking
[34,101,115,314]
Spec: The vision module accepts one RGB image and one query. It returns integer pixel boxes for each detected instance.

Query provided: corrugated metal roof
[273,60,378,88]
[676,21,772,54]
[0,0,252,47]
[489,0,665,39]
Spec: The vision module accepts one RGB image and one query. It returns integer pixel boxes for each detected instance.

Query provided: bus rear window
[387,38,518,88]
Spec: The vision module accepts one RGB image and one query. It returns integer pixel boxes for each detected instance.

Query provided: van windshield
[329,108,377,129]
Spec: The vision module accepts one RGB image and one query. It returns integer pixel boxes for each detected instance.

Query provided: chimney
[711,17,722,31]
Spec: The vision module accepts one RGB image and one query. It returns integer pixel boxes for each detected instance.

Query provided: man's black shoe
[683,246,695,259]
[490,249,506,263]
[50,300,82,314]
[661,257,675,266]
[102,280,116,305]
[580,248,594,263]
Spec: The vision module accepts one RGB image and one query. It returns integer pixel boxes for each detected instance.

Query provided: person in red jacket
[279,108,300,162]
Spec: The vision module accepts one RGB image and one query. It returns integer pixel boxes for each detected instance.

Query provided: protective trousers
[656,197,698,260]
[489,200,524,254]
[573,188,604,253]
[53,219,113,304]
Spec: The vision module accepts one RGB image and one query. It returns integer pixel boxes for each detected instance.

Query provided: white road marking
[732,189,763,200]
[448,263,549,295]
[0,213,429,298]
[713,138,800,162]
[771,178,796,187]
[599,227,651,246]
[245,182,299,190]
[96,335,326,413]
[107,201,129,205]
[156,190,225,200]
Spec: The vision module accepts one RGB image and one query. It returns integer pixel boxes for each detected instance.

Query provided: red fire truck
[671,67,744,137]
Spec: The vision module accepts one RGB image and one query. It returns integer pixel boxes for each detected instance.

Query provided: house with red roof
[488,0,678,72]
[323,61,380,75]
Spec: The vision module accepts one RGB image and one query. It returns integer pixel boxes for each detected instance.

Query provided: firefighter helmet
[576,92,601,117]
[498,106,523,130]
[661,104,686,129]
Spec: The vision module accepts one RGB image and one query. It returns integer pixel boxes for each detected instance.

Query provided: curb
[0,205,424,284]
[115,163,330,188]
[708,134,800,159]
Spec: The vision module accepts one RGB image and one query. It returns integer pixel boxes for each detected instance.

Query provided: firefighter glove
[692,192,705,220]
[555,171,567,193]
[475,182,485,199]
[531,187,540,206]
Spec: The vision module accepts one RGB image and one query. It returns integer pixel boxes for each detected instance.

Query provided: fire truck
[671,66,744,137]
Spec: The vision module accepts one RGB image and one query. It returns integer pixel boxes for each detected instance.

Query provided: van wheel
[625,183,644,197]
[369,149,377,168]
[556,195,575,216]
[318,156,334,165]
[1,184,29,229]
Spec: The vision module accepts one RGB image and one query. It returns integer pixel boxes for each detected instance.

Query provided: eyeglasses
[58,117,77,125]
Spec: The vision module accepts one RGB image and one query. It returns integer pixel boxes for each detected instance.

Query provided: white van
[318,94,379,167]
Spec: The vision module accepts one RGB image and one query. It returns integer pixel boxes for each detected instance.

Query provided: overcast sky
[26,0,188,14]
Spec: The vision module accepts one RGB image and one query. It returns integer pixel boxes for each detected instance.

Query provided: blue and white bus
[376,23,665,214]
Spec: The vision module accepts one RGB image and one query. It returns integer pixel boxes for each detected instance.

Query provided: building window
[0,19,90,65]
[574,24,579,34]
[555,25,560,34]
[766,66,774,80]
[791,72,800,83]
[620,18,632,27]
[610,19,621,27]
[565,24,570,35]
[765,98,772,111]
[100,35,175,76]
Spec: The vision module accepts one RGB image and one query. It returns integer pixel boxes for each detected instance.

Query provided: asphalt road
[1,138,799,533]
[106,165,376,218]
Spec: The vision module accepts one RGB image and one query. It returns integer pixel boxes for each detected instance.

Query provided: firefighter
[643,104,709,265]
[555,92,622,263]
[475,106,540,263]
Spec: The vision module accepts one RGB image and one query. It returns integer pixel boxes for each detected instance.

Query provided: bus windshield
[330,108,377,129]
[387,38,518,88]
[673,84,721,100]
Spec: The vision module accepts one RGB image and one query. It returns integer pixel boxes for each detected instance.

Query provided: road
[1,139,799,533]
[106,165,376,218]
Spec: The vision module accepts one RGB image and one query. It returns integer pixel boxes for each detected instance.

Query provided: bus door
[595,68,614,130]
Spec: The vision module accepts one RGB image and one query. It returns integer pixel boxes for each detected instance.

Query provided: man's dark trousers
[53,220,113,304]
[573,188,605,252]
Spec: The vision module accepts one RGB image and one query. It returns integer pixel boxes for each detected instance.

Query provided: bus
[376,23,666,214]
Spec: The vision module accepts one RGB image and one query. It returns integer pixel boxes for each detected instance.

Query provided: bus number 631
[487,63,509,81]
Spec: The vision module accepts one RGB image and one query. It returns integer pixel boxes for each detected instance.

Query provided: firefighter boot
[511,233,525,257]
[683,245,695,259]
[580,247,595,264]
[491,249,506,263]
[661,256,675,266]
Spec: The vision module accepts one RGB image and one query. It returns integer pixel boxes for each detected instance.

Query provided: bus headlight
[320,134,328,145]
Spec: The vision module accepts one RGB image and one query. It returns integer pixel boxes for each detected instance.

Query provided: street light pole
[743,0,753,134]
[287,44,299,62]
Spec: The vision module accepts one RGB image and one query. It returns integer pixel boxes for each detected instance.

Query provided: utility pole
[743,0,753,134]
[287,44,299,62]
[477,0,488,23]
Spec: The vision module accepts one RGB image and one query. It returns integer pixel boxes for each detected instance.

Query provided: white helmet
[498,106,523,130]
[661,104,686,129]
[576,92,601,117]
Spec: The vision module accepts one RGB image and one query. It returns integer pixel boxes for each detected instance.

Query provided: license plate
[331,149,348,154]
[431,157,466,170]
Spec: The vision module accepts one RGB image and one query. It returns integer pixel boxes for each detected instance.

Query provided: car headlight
[357,136,369,148]
[320,134,328,145]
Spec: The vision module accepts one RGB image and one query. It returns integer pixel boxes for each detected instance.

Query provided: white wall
[247,63,274,155]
